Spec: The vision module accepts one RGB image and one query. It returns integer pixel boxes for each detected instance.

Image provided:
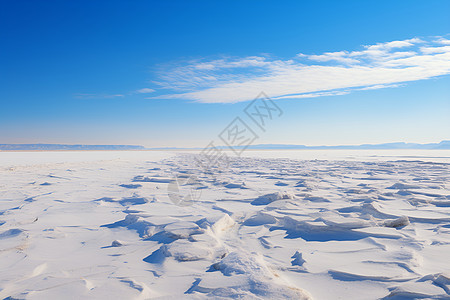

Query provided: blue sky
[1,0,449,147]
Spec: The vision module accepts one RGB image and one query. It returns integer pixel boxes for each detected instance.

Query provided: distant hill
[243,140,450,150]
[1,141,449,151]
[0,144,145,151]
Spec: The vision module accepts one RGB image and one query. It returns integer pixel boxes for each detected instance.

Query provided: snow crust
[0,150,449,299]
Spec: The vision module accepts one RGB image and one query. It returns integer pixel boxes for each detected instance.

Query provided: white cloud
[150,36,450,103]
[75,93,125,99]
[435,38,450,45]
[366,38,423,51]
[420,45,450,54]
[273,90,351,100]
[305,51,360,64]
[135,88,155,94]
[356,83,403,91]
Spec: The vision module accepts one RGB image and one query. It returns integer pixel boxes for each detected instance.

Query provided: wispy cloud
[149,36,450,103]
[75,88,155,99]
[135,88,155,94]
[74,93,125,99]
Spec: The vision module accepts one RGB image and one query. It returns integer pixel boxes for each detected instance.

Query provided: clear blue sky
[1,0,449,147]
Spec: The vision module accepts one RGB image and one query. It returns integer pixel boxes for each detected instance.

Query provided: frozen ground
[0,150,450,299]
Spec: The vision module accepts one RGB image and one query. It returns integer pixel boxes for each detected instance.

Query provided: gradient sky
[1,0,449,147]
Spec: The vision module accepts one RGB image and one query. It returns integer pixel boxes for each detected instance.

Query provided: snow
[0,150,449,299]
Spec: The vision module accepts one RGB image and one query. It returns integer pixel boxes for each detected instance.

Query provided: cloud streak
[150,36,450,103]
[74,93,125,99]
[135,88,155,94]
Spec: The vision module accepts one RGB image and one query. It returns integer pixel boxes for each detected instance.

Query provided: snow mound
[164,221,203,239]
[197,214,235,235]
[388,183,421,189]
[146,240,213,262]
[111,240,124,247]
[251,191,295,205]
[243,212,277,226]
[132,175,172,183]
[384,216,410,228]
[209,252,312,299]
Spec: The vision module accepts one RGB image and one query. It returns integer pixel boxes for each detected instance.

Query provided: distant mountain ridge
[0,141,449,151]
[0,144,145,151]
[243,140,450,150]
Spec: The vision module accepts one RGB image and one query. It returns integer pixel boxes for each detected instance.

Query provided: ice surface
[0,150,449,299]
